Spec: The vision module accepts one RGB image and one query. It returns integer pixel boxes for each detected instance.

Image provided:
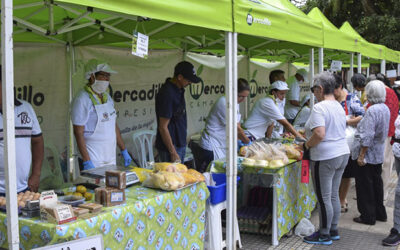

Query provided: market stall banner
[74,46,248,147]
[185,59,248,134]
[12,44,69,155]
[0,183,209,249]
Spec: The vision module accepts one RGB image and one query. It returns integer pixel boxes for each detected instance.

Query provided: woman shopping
[333,74,365,213]
[302,72,350,245]
[352,80,390,225]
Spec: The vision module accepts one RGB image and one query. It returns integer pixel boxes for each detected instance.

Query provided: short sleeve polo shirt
[155,78,187,150]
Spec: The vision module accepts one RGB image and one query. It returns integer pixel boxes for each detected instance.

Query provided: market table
[210,157,317,246]
[0,183,209,250]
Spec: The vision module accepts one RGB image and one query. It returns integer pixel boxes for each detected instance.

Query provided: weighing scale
[77,165,140,187]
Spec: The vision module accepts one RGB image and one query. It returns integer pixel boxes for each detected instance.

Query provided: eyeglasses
[238,95,247,99]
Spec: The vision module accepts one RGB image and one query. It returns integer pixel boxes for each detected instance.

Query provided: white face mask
[92,78,109,94]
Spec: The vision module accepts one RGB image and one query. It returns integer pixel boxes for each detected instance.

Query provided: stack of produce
[66,185,93,201]
[143,162,205,191]
[239,141,302,168]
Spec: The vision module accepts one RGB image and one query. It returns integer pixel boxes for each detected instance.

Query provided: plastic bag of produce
[294,218,315,237]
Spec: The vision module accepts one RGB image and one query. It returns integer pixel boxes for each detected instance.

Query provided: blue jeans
[158,146,186,163]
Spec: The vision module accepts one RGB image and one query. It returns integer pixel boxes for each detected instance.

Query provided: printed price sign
[35,235,103,250]
[387,69,397,78]
[132,31,149,59]
[330,60,342,71]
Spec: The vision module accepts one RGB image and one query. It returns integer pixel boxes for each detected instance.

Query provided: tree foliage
[302,0,400,50]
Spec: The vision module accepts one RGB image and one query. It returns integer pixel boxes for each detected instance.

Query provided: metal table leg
[272,174,278,246]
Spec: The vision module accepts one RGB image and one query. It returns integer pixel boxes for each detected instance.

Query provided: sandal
[341,203,348,213]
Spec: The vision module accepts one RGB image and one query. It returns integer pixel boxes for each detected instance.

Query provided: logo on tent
[249,70,259,98]
[249,80,258,98]
[247,9,253,26]
[189,65,204,100]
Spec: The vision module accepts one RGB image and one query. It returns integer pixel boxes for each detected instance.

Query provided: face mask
[92,78,109,94]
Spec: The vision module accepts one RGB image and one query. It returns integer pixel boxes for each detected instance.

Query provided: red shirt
[366,88,398,137]
[384,88,398,137]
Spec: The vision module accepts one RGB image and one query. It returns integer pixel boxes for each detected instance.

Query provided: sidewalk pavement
[241,171,400,250]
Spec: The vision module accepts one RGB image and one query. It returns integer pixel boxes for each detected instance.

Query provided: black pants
[355,162,387,223]
[194,146,214,173]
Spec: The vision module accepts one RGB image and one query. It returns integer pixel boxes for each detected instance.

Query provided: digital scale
[77,165,140,187]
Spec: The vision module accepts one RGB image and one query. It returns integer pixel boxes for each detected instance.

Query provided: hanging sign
[386,69,397,78]
[131,31,149,58]
[330,60,342,71]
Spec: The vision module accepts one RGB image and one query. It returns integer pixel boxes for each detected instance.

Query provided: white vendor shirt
[0,99,42,193]
[285,78,301,119]
[305,100,349,161]
[244,96,285,139]
[293,106,311,127]
[199,96,241,160]
[71,89,114,137]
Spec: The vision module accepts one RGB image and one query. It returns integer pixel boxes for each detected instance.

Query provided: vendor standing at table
[155,61,201,163]
[0,66,44,194]
[71,59,132,170]
[243,80,304,140]
[285,69,308,124]
[197,78,251,171]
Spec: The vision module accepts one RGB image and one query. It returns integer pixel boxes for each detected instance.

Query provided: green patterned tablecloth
[210,158,316,239]
[0,183,209,250]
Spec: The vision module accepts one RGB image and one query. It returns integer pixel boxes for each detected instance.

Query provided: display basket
[207,173,240,205]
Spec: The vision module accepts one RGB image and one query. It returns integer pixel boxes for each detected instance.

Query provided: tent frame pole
[67,42,76,182]
[309,48,314,109]
[357,53,362,73]
[225,31,238,250]
[1,0,19,248]
[397,64,400,77]
[349,53,354,92]
[381,60,386,74]
[318,47,323,73]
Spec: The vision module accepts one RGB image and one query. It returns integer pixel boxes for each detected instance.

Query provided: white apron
[272,98,285,138]
[84,99,117,168]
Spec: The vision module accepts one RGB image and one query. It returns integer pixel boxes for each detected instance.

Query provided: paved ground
[240,171,400,250]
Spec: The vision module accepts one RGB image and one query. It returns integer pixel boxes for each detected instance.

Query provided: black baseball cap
[174,61,201,83]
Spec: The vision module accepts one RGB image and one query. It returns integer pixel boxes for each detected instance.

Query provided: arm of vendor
[71,59,132,170]
[0,67,44,193]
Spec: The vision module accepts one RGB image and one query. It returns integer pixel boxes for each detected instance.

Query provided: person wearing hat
[155,61,201,163]
[243,80,304,140]
[71,59,132,170]
[285,69,308,124]
[293,94,311,127]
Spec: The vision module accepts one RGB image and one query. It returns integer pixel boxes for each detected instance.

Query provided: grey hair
[365,80,386,104]
[313,71,335,95]
[366,74,377,84]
